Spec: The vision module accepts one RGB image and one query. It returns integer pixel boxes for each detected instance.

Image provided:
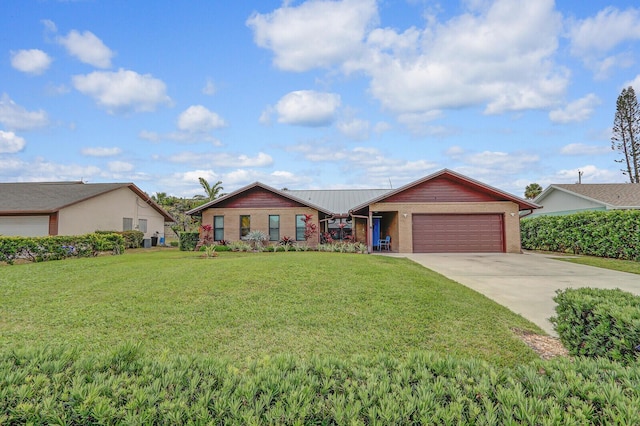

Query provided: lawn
[557,255,640,275]
[0,250,542,366]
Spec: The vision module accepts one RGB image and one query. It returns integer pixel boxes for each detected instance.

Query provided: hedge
[1,346,640,425]
[179,231,199,251]
[0,233,125,265]
[95,230,144,248]
[521,210,640,260]
[551,288,640,365]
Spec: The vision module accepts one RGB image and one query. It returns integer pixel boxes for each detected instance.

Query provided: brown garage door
[412,214,504,253]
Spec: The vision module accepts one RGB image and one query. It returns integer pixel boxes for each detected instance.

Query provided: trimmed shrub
[521,210,640,260]
[551,288,640,364]
[1,346,640,425]
[96,230,144,248]
[178,231,199,251]
[0,233,125,264]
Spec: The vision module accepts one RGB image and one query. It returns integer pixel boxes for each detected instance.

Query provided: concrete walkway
[386,252,640,335]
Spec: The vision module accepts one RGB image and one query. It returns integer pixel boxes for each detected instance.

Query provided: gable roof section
[535,183,640,208]
[350,169,539,213]
[186,182,333,215]
[0,181,175,221]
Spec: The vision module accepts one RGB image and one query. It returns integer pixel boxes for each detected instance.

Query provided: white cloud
[549,165,622,184]
[57,29,114,68]
[287,142,439,186]
[0,157,102,182]
[139,130,222,146]
[81,146,122,157]
[568,7,640,57]
[549,94,601,124]
[352,0,566,115]
[568,7,640,78]
[624,75,640,92]
[560,143,610,156]
[168,151,273,168]
[337,118,370,140]
[10,49,52,75]
[177,105,226,132]
[108,161,134,172]
[373,121,391,134]
[275,90,341,126]
[247,0,378,71]
[0,94,49,130]
[202,79,216,95]
[0,131,26,153]
[72,69,171,113]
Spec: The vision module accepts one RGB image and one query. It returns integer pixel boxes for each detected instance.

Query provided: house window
[269,215,280,241]
[214,216,224,241]
[240,215,250,238]
[138,219,147,233]
[123,217,133,231]
[295,215,305,241]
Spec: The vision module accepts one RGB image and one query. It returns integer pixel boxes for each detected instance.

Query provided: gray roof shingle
[0,181,175,221]
[551,183,640,207]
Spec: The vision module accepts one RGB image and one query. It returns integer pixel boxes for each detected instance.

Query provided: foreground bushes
[1,346,639,425]
[0,233,125,264]
[552,288,640,365]
[521,210,640,260]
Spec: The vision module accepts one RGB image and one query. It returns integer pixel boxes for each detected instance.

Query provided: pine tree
[611,86,640,183]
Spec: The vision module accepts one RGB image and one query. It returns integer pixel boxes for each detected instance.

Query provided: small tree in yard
[302,214,317,242]
[612,86,640,183]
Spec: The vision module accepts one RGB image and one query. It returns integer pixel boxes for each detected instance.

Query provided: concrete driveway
[389,252,640,335]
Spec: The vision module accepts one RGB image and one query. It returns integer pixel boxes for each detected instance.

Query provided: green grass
[557,255,640,275]
[0,250,542,366]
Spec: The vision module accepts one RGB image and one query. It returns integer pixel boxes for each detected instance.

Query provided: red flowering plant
[198,224,214,247]
[302,214,317,241]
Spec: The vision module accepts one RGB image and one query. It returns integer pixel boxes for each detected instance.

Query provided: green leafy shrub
[1,346,640,425]
[178,231,199,251]
[96,230,144,248]
[0,233,125,264]
[227,241,252,252]
[213,244,231,252]
[551,288,640,364]
[521,210,640,260]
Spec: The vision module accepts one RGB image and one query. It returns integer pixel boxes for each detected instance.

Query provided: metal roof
[0,181,175,221]
[540,183,640,208]
[285,189,393,215]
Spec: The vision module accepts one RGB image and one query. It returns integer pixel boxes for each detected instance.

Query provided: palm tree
[198,177,224,201]
[524,183,543,200]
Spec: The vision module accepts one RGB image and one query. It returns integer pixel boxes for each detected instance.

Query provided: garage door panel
[412,214,503,253]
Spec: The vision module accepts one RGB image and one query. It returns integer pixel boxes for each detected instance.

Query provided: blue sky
[2,0,640,198]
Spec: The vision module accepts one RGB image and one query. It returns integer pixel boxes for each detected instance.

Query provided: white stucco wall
[532,190,605,216]
[58,187,166,238]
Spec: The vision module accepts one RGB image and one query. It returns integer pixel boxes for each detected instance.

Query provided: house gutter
[519,209,534,218]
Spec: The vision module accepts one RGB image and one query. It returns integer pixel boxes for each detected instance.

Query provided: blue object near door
[373,218,381,250]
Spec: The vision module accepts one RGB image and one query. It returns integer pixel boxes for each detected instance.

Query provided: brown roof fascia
[349,168,540,213]
[186,182,333,215]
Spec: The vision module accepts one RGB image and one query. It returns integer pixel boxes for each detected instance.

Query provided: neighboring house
[187,169,538,253]
[0,181,175,238]
[531,183,640,217]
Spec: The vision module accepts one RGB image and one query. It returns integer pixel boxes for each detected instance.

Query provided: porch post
[368,210,373,253]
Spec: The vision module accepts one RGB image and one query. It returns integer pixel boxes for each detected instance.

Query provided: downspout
[349,213,372,253]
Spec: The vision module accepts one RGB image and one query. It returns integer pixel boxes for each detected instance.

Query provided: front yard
[0,250,542,366]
